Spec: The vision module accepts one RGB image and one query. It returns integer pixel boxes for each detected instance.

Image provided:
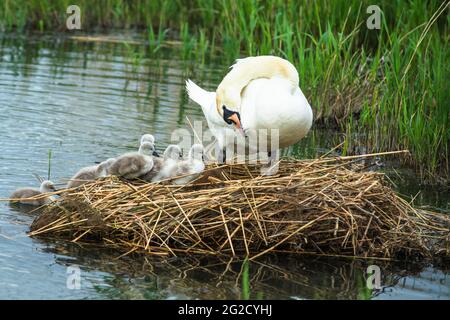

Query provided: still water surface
[0,33,448,299]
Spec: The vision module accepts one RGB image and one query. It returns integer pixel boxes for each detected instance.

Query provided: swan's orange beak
[227,113,241,129]
[228,113,245,136]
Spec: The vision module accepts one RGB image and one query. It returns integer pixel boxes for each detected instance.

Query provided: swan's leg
[269,150,279,169]
[261,149,279,175]
[218,147,226,164]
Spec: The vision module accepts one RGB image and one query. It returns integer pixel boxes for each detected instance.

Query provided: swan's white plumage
[239,77,313,148]
[186,65,313,157]
[186,79,230,153]
[216,55,300,115]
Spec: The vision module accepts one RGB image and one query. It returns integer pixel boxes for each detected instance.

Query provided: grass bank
[1,0,448,181]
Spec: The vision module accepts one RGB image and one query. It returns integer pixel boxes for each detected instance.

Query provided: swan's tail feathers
[185,79,215,109]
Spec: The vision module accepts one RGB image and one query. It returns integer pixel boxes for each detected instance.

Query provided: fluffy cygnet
[140,144,182,183]
[108,142,155,179]
[141,134,155,144]
[140,134,160,157]
[171,144,205,185]
[10,180,56,206]
[67,158,115,189]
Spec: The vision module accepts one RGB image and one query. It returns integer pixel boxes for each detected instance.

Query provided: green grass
[47,148,52,180]
[1,0,448,181]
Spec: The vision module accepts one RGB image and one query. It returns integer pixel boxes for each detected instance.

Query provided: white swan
[10,180,56,206]
[186,55,313,164]
[67,158,115,189]
[171,144,205,185]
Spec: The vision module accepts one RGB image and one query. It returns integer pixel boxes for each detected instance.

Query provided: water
[0,33,448,300]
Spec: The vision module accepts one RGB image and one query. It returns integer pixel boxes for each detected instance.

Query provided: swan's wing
[185,79,223,126]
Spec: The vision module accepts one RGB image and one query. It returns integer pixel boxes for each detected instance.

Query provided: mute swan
[186,55,313,164]
[216,55,299,120]
[172,144,205,185]
[140,144,183,183]
[67,158,115,189]
[10,180,56,206]
[108,142,155,179]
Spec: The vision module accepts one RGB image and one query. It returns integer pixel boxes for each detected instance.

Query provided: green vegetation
[47,148,52,180]
[1,0,448,181]
[241,258,250,300]
[356,269,373,300]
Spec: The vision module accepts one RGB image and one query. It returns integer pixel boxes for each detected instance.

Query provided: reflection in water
[40,241,449,300]
[0,33,448,300]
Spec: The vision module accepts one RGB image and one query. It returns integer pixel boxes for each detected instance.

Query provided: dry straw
[26,151,449,260]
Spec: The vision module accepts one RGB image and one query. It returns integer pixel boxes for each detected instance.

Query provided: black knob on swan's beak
[222,105,241,125]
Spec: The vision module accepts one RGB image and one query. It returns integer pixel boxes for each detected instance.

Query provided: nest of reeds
[29,155,450,260]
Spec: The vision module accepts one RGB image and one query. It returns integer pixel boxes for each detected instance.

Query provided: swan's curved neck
[217,56,300,113]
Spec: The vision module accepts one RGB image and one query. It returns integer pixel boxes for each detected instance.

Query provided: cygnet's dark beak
[152,150,160,157]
